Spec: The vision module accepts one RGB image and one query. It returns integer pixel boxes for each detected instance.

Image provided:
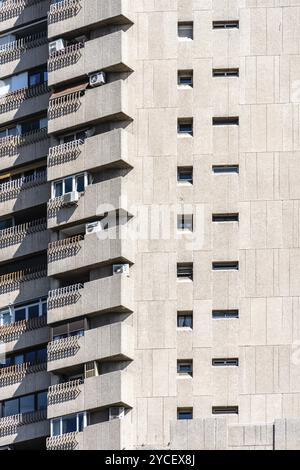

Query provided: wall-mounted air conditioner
[89,71,106,87]
[113,264,130,276]
[62,191,79,206]
[85,221,103,234]
[49,39,66,55]
[109,407,125,421]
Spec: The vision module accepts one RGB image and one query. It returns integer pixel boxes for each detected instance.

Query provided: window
[52,319,85,341]
[178,22,193,40]
[52,173,90,198]
[212,261,239,270]
[212,310,239,319]
[178,119,193,136]
[177,263,193,281]
[0,126,17,139]
[178,70,193,87]
[1,391,47,417]
[0,297,47,326]
[0,217,14,231]
[212,213,239,222]
[177,312,193,328]
[213,68,239,77]
[212,358,239,366]
[212,165,239,174]
[61,129,89,144]
[21,116,47,134]
[28,69,48,87]
[213,20,239,29]
[177,360,193,376]
[51,413,87,437]
[213,117,239,126]
[177,167,193,184]
[177,408,193,420]
[212,406,239,415]
[177,214,193,232]
[0,347,47,369]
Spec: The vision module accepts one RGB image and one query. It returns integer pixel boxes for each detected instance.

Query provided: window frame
[0,297,47,326]
[178,22,194,41]
[50,412,87,437]
[51,172,90,199]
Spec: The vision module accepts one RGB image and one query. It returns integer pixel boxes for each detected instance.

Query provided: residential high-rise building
[0,0,300,451]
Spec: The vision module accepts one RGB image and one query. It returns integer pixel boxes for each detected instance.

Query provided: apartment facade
[0,0,300,451]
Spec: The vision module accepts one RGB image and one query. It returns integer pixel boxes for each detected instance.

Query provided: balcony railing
[48,139,83,167]
[0,128,48,158]
[47,283,83,309]
[0,362,47,388]
[0,170,47,202]
[0,409,47,438]
[48,378,83,405]
[46,431,78,450]
[48,42,84,72]
[0,315,47,343]
[0,82,50,115]
[0,217,47,248]
[0,31,47,64]
[48,89,82,119]
[47,335,80,361]
[48,235,83,262]
[0,265,47,294]
[48,0,81,24]
[0,0,45,22]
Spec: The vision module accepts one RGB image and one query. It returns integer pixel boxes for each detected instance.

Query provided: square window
[14,308,26,322]
[177,263,193,281]
[177,214,193,232]
[177,167,193,184]
[178,70,193,87]
[178,119,193,136]
[177,408,193,420]
[177,360,193,376]
[178,22,193,40]
[177,312,193,328]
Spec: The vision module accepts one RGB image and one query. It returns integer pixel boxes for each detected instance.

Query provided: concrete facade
[1,0,300,450]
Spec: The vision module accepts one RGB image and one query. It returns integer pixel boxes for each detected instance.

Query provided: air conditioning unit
[49,39,66,55]
[109,407,125,421]
[86,221,103,234]
[62,191,79,206]
[89,71,106,87]
[113,264,130,276]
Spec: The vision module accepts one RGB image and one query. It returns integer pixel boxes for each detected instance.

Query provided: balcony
[0,266,49,310]
[0,410,48,447]
[0,83,50,126]
[47,230,134,277]
[47,80,131,135]
[46,415,132,450]
[47,322,134,372]
[47,129,133,181]
[0,218,49,263]
[0,31,48,78]
[48,0,133,39]
[47,371,133,419]
[47,176,130,229]
[48,31,132,87]
[0,362,49,401]
[0,128,49,172]
[0,315,48,346]
[0,0,50,33]
[0,171,49,218]
[47,274,133,324]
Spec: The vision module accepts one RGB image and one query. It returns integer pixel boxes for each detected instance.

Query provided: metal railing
[47,335,81,361]
[0,82,50,115]
[0,217,47,248]
[47,283,84,309]
[48,139,83,166]
[46,431,78,450]
[0,30,48,64]
[0,0,46,22]
[48,42,84,71]
[48,234,83,261]
[48,89,82,119]
[0,409,47,437]
[0,315,47,343]
[48,0,81,24]
[48,378,83,404]
[0,362,47,388]
[0,265,47,294]
[0,170,47,202]
[0,128,48,157]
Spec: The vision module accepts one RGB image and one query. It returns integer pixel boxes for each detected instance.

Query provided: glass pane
[52,419,60,437]
[4,398,19,417]
[36,348,47,364]
[54,181,63,197]
[76,175,85,193]
[25,351,36,365]
[14,308,26,322]
[0,218,14,230]
[62,415,77,434]
[64,177,73,194]
[63,134,75,144]
[1,310,12,325]
[14,354,24,366]
[70,330,84,337]
[78,413,84,432]
[37,391,47,410]
[20,395,35,414]
[28,304,39,319]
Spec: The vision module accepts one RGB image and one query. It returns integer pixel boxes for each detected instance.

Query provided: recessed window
[177,263,193,281]
[212,358,239,366]
[178,22,193,40]
[177,312,193,328]
[177,408,193,420]
[212,406,239,415]
[0,297,47,326]
[52,172,90,198]
[212,165,239,174]
[177,167,193,184]
[177,214,193,232]
[212,310,239,319]
[52,319,85,341]
[212,213,239,222]
[213,20,239,29]
[212,261,239,271]
[177,360,193,376]
[213,117,239,126]
[51,413,87,437]
[2,391,47,417]
[213,68,239,77]
[178,70,193,87]
[178,119,193,136]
